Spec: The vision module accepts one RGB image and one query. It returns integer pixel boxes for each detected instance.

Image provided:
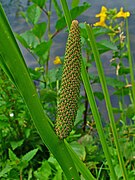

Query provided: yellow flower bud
[53,56,62,65]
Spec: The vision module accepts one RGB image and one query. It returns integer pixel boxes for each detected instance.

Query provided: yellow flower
[95,6,107,18]
[116,7,130,18]
[93,16,107,27]
[93,6,107,27]
[53,56,62,65]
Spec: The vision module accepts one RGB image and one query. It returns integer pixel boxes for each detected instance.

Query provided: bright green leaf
[71,2,90,19]
[26,4,41,24]
[20,31,39,49]
[55,2,91,30]
[15,33,29,48]
[48,156,62,171]
[114,164,122,179]
[9,149,19,162]
[33,40,52,56]
[34,160,52,180]
[32,0,46,8]
[71,0,80,8]
[97,40,118,51]
[32,22,47,39]
[93,27,112,37]
[70,141,86,161]
[0,164,12,177]
[10,140,24,150]
[22,148,38,162]
[52,0,63,18]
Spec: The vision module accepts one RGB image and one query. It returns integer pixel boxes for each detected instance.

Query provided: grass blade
[126,19,135,106]
[81,58,117,179]
[65,140,96,180]
[0,3,80,179]
[85,23,128,180]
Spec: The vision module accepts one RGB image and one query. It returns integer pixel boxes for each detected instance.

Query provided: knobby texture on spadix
[55,20,81,139]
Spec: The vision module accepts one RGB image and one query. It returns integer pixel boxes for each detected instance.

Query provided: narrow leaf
[52,0,63,18]
[22,149,38,162]
[9,149,19,162]
[0,4,80,179]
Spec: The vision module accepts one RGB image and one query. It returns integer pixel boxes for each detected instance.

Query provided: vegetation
[0,0,135,179]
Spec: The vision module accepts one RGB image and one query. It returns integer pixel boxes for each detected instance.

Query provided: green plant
[0,1,135,179]
[0,1,94,180]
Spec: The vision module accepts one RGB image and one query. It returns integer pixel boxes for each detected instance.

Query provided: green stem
[126,19,135,107]
[81,58,117,180]
[85,23,128,180]
[60,0,72,28]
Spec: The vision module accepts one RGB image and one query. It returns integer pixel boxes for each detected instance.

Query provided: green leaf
[46,68,58,83]
[0,164,12,177]
[34,160,52,180]
[93,27,112,37]
[10,140,24,150]
[106,77,125,88]
[15,33,29,49]
[114,164,122,179]
[70,141,86,161]
[71,0,80,8]
[9,149,19,162]
[112,108,123,114]
[75,103,85,125]
[32,0,46,8]
[29,68,41,80]
[0,120,8,128]
[26,4,42,24]
[48,156,62,170]
[97,40,118,51]
[55,2,91,30]
[119,66,130,75]
[113,87,130,96]
[40,89,57,102]
[126,104,135,118]
[33,40,52,56]
[20,30,39,49]
[32,22,47,39]
[53,171,63,180]
[0,4,89,179]
[94,91,104,101]
[22,148,38,162]
[70,2,90,19]
[52,0,63,18]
